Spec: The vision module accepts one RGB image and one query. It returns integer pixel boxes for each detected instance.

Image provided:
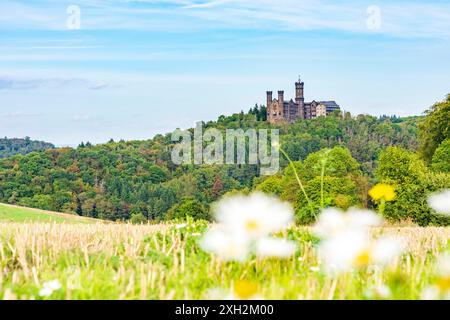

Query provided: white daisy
[200,228,250,262]
[213,192,294,239]
[365,284,392,299]
[39,280,62,297]
[255,237,297,259]
[428,190,450,215]
[313,208,382,239]
[422,253,450,299]
[318,232,403,273]
[309,266,320,272]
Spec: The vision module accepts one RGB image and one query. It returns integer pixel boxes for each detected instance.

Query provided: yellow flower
[369,184,396,202]
[233,280,259,300]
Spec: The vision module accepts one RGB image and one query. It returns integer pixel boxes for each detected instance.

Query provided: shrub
[166,198,209,221]
[431,139,450,173]
[376,147,450,226]
[130,213,148,224]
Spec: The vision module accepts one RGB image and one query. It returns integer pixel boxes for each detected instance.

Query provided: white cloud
[0,0,449,38]
[0,111,42,118]
[72,114,91,121]
[0,75,112,91]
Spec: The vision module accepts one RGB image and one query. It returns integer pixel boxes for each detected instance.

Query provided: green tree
[431,139,450,173]
[166,198,209,221]
[376,146,450,225]
[419,94,450,162]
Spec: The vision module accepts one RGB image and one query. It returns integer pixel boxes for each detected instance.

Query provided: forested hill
[0,110,421,222]
[0,137,55,158]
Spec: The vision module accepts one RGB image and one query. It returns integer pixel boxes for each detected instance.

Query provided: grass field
[0,220,448,300]
[0,203,99,224]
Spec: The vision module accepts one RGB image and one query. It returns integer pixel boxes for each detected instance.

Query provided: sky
[1,0,450,146]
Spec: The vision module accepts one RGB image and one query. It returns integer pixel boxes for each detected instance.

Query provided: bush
[419,94,450,162]
[130,213,148,224]
[294,176,359,224]
[376,147,450,226]
[431,139,450,173]
[166,199,209,221]
[302,147,361,180]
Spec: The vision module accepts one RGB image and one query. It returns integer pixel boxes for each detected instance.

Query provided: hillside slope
[0,137,55,158]
[0,111,421,222]
[0,203,100,223]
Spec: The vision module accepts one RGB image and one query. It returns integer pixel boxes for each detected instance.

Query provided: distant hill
[0,203,100,223]
[0,109,421,222]
[0,137,55,158]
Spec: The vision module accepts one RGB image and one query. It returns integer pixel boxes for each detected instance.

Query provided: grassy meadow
[0,215,448,300]
[0,203,98,224]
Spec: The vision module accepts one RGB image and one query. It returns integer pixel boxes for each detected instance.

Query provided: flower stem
[279,147,315,216]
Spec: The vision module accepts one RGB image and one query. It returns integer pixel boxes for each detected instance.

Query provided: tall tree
[419,94,450,162]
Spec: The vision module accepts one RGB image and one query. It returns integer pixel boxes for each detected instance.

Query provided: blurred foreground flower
[255,237,297,258]
[206,280,263,300]
[228,280,262,300]
[422,253,450,300]
[39,280,62,297]
[365,284,392,299]
[313,208,403,273]
[200,228,250,262]
[200,192,296,261]
[369,184,396,202]
[214,192,294,239]
[313,208,382,238]
[428,190,450,215]
[318,232,403,273]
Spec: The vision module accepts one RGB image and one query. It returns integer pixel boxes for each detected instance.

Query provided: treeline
[0,103,437,223]
[0,137,54,159]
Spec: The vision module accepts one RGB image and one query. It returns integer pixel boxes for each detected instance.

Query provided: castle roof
[318,101,339,107]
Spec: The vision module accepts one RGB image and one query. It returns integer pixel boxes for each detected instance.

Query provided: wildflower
[309,266,320,272]
[213,192,294,239]
[66,267,82,290]
[255,237,297,259]
[318,232,403,273]
[365,284,392,299]
[200,192,296,261]
[422,253,450,299]
[39,280,62,297]
[369,184,396,202]
[313,208,382,238]
[190,232,202,237]
[428,190,450,215]
[176,223,187,229]
[200,228,250,262]
[205,287,228,300]
[228,280,262,300]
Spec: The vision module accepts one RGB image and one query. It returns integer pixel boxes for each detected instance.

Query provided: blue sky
[1,0,450,146]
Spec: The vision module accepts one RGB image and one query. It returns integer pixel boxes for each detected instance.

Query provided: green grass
[0,203,97,224]
[0,220,448,300]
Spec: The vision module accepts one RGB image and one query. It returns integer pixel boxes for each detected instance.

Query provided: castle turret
[278,91,284,117]
[295,78,305,119]
[266,91,272,109]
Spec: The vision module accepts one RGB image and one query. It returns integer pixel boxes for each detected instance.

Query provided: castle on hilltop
[266,77,340,124]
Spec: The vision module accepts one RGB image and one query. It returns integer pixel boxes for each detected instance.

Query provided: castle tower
[266,91,272,110]
[278,90,284,118]
[266,91,273,121]
[295,77,305,119]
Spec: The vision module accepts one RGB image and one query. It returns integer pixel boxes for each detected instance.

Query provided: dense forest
[0,95,448,225]
[0,137,54,158]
